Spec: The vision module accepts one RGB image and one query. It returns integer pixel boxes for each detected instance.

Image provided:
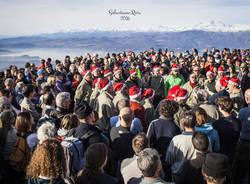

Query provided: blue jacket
[195,123,220,152]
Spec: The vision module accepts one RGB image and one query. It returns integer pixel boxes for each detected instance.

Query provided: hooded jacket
[195,123,220,152]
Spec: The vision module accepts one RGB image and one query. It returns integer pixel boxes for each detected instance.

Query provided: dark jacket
[73,123,108,148]
[110,126,135,161]
[213,116,241,163]
[147,118,181,159]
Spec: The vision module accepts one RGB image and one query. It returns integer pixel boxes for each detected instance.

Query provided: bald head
[119,107,133,126]
[245,89,250,104]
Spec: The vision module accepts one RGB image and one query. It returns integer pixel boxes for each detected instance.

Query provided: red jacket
[130,101,146,131]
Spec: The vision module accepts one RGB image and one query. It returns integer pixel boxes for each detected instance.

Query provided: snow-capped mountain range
[54,21,250,33]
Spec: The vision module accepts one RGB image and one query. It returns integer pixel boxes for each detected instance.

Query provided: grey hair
[197,89,209,102]
[37,122,56,144]
[0,96,11,111]
[15,82,25,93]
[56,92,70,108]
[4,78,13,86]
[137,148,160,177]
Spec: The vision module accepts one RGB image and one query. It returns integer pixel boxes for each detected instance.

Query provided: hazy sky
[0,0,249,36]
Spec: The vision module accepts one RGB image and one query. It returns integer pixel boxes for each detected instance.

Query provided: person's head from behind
[37,122,56,144]
[0,96,11,112]
[159,99,179,119]
[74,99,94,123]
[192,131,209,153]
[61,114,79,131]
[56,92,71,110]
[119,107,134,127]
[16,112,34,136]
[117,99,130,114]
[43,92,55,106]
[132,132,149,155]
[180,110,196,131]
[0,110,15,147]
[76,143,108,184]
[215,96,233,114]
[137,148,161,178]
[202,153,229,184]
[4,78,14,90]
[22,84,35,98]
[195,107,208,127]
[26,138,66,180]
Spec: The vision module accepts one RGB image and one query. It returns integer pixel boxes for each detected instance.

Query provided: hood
[57,128,70,137]
[195,123,213,134]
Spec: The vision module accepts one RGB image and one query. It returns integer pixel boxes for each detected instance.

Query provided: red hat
[113,68,122,76]
[175,88,188,101]
[130,69,137,76]
[98,78,111,91]
[92,78,101,88]
[142,88,155,99]
[172,64,179,71]
[91,66,99,73]
[128,50,132,54]
[129,86,141,99]
[113,83,126,93]
[104,70,112,77]
[153,66,160,71]
[229,77,240,87]
[166,85,181,101]
[218,67,225,73]
[223,76,230,82]
[82,70,90,79]
[216,79,228,89]
[206,69,214,75]
[193,65,200,70]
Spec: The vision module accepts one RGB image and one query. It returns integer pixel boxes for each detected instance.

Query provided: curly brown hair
[159,99,179,118]
[26,138,66,182]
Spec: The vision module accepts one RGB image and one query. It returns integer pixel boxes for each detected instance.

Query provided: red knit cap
[130,69,137,76]
[104,70,112,77]
[98,78,111,91]
[82,70,90,79]
[142,88,155,99]
[166,85,181,101]
[129,86,141,99]
[113,68,121,76]
[113,83,126,93]
[91,66,99,73]
[229,77,240,87]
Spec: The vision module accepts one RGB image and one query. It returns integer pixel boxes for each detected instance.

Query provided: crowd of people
[0,47,249,184]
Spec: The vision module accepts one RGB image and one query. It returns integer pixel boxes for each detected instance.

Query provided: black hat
[202,153,229,179]
[74,100,92,120]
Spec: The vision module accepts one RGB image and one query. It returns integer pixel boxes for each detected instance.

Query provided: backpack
[58,130,96,177]
[9,135,31,172]
[60,137,85,173]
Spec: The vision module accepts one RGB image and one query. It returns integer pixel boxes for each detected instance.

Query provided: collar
[182,131,193,135]
[159,115,173,120]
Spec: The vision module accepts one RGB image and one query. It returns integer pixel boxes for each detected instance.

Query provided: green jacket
[164,74,185,96]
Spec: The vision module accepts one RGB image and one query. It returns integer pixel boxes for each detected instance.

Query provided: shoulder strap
[63,139,81,158]
[80,130,96,140]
